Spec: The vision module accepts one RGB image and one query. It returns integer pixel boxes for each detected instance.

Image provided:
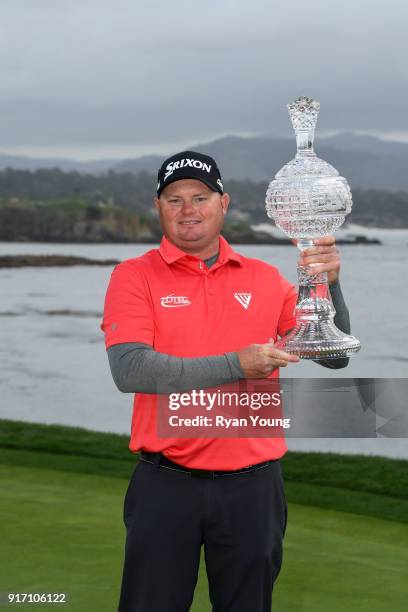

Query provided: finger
[313,236,336,246]
[268,347,300,362]
[303,263,340,275]
[285,354,300,363]
[267,357,299,367]
[300,254,340,266]
[300,246,339,257]
[266,359,292,371]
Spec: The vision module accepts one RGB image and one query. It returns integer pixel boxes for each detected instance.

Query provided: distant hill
[2,133,408,190]
[112,134,408,191]
[0,153,118,174]
[1,169,408,228]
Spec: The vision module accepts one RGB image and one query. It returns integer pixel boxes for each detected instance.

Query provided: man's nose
[180,200,196,214]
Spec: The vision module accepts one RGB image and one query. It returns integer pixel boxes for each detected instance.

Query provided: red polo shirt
[101,235,297,469]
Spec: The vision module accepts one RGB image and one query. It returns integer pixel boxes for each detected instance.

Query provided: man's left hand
[295,236,340,285]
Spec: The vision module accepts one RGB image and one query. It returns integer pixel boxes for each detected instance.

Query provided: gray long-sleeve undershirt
[106,254,351,394]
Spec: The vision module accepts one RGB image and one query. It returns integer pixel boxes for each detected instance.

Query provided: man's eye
[195,197,207,203]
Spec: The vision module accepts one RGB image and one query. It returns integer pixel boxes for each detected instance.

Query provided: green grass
[1,419,407,523]
[275,506,408,612]
[1,419,408,610]
[1,464,407,611]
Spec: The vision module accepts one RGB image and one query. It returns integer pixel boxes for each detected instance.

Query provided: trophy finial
[287,96,320,132]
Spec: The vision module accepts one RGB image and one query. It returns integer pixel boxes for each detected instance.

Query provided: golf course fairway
[1,460,407,611]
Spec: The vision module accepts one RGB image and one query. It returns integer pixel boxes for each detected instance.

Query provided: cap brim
[158,173,222,197]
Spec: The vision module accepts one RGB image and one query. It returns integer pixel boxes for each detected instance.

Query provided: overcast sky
[0,0,407,159]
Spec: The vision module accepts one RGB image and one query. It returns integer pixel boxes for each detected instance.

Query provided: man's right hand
[237,341,300,378]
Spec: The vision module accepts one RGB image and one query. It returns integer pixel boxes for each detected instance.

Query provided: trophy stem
[276,260,361,359]
[297,238,314,251]
[296,264,333,320]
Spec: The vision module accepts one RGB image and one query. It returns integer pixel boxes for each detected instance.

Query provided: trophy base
[276,322,361,359]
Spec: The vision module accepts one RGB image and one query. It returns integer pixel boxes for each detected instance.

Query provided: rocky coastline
[0,234,381,268]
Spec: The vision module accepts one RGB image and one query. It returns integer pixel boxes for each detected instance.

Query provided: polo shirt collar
[159,235,242,266]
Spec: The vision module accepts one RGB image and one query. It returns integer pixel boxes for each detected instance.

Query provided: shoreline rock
[0,255,121,268]
[0,235,382,268]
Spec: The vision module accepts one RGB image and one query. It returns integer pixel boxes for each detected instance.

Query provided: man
[101,151,351,612]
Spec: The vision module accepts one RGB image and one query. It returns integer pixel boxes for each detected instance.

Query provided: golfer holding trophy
[102,96,359,611]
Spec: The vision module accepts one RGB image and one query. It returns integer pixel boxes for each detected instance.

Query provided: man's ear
[154,197,160,211]
[221,193,230,215]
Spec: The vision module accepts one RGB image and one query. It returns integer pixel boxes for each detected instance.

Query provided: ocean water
[0,232,407,459]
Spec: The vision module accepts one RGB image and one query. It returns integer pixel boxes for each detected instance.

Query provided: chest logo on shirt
[160,294,192,308]
[234,293,252,310]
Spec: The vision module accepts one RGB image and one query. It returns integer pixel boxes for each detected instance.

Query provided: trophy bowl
[265,96,361,359]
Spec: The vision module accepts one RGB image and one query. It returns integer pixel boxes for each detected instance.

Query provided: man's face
[154,179,230,255]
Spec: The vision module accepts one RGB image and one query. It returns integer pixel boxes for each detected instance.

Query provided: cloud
[0,0,407,155]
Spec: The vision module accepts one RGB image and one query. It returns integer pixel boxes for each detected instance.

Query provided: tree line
[0,167,407,227]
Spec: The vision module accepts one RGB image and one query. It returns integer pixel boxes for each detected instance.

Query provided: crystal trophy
[265,96,361,359]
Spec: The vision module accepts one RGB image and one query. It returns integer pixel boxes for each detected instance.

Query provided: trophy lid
[276,95,339,179]
[287,96,320,133]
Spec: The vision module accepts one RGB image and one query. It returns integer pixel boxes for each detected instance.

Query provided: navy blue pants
[118,458,287,612]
